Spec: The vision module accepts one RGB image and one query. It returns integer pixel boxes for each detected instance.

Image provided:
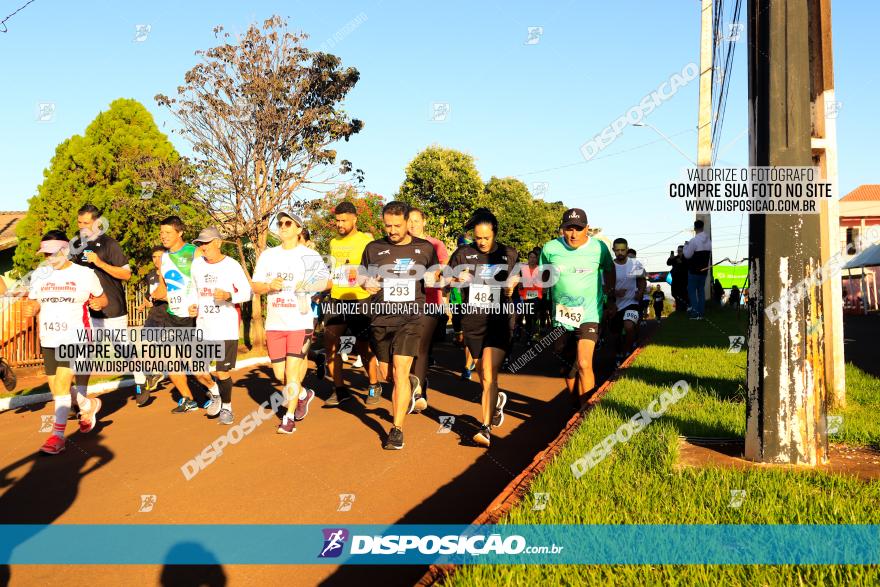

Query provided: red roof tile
[841,185,880,202]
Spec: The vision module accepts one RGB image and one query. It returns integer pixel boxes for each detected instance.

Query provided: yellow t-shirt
[329,231,373,300]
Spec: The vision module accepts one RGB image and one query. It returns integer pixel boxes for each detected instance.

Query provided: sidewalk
[0,325,654,586]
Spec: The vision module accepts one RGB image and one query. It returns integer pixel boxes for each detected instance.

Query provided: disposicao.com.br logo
[318,529,563,557]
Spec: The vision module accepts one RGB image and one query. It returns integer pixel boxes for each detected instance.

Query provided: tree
[13,98,205,282]
[302,185,384,253]
[155,15,364,349]
[397,146,483,243]
[480,177,567,256]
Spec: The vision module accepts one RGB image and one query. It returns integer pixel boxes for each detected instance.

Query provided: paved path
[0,325,653,586]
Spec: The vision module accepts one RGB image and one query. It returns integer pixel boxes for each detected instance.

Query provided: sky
[1,0,877,271]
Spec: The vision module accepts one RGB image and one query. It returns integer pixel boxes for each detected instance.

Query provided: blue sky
[1,0,877,270]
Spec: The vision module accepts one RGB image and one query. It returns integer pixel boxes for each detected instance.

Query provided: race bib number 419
[555,303,583,328]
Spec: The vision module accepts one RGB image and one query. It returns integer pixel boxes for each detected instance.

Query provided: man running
[407,206,449,412]
[610,238,646,365]
[520,250,543,341]
[71,204,132,415]
[324,202,381,406]
[189,227,252,425]
[252,211,331,434]
[540,209,615,409]
[448,208,518,448]
[360,201,439,450]
[24,231,108,454]
[651,285,666,322]
[683,219,712,320]
[153,216,203,413]
[134,245,168,406]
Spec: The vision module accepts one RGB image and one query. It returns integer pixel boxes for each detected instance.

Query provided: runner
[324,201,381,406]
[651,285,666,323]
[153,215,203,413]
[520,250,543,341]
[24,231,108,454]
[539,208,615,409]
[407,206,449,412]
[70,204,133,417]
[189,227,253,425]
[450,235,476,380]
[448,208,518,448]
[360,201,439,450]
[133,245,168,406]
[610,238,646,365]
[252,211,331,434]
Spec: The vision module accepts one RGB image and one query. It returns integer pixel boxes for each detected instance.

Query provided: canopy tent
[843,242,880,270]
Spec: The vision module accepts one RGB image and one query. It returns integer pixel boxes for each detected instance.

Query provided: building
[839,185,880,312]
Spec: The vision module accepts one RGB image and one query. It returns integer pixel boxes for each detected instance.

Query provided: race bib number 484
[555,303,583,328]
[469,284,499,309]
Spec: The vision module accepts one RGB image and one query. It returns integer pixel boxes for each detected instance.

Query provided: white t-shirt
[614,258,645,309]
[190,256,253,341]
[29,263,104,348]
[253,244,330,332]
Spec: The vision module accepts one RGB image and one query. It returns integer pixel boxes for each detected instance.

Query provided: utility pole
[745,0,828,465]
[809,0,846,408]
[697,0,714,298]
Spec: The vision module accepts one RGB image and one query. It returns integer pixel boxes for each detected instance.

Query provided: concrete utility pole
[697,0,714,296]
[745,0,828,465]
[809,0,846,408]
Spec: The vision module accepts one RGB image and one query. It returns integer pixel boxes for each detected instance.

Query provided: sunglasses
[279,220,297,228]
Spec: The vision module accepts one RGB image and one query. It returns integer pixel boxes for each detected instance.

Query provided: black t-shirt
[448,243,519,320]
[652,290,665,304]
[360,236,440,327]
[71,233,130,319]
[145,269,168,321]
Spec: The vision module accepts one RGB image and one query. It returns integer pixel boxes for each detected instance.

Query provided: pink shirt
[423,235,449,305]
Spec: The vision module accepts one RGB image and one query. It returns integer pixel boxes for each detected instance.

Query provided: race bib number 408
[555,303,583,328]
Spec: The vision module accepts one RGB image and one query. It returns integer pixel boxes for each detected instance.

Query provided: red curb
[416,327,657,586]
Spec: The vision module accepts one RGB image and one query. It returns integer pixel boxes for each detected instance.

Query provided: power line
[0,0,37,33]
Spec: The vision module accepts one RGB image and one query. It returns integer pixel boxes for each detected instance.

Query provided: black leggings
[413,313,446,397]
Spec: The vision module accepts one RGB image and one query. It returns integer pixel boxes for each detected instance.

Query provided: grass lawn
[446,308,880,586]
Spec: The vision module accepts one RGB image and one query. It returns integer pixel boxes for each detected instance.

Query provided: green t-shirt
[539,237,613,329]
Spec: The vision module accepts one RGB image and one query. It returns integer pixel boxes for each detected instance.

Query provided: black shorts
[370,320,421,363]
[164,313,197,329]
[611,304,642,332]
[462,315,514,359]
[323,298,371,341]
[552,322,599,379]
[42,347,69,376]
[213,339,239,373]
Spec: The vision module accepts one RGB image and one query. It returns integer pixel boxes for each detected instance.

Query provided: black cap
[561,208,588,228]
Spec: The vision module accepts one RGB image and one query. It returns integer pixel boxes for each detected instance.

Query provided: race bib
[555,303,584,328]
[469,284,499,309]
[334,265,359,287]
[525,290,539,300]
[384,278,415,302]
[623,309,641,323]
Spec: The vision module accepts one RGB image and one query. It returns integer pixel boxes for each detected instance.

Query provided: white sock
[73,386,92,411]
[134,372,146,384]
[298,388,308,400]
[209,382,220,397]
[221,402,231,411]
[53,395,71,438]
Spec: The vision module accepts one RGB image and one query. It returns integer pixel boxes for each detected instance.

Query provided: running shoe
[473,425,491,447]
[492,391,507,428]
[0,357,16,391]
[218,409,234,425]
[40,434,66,455]
[383,426,404,450]
[145,373,163,391]
[204,393,222,417]
[294,388,316,421]
[413,376,428,413]
[79,397,102,434]
[461,362,476,381]
[325,387,351,407]
[340,353,349,362]
[315,351,326,380]
[407,375,422,414]
[352,355,364,368]
[277,415,296,434]
[366,383,382,406]
[135,384,151,407]
[171,398,199,414]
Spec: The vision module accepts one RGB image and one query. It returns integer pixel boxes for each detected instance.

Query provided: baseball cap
[276,210,303,226]
[193,227,223,244]
[561,208,588,228]
[38,239,70,254]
